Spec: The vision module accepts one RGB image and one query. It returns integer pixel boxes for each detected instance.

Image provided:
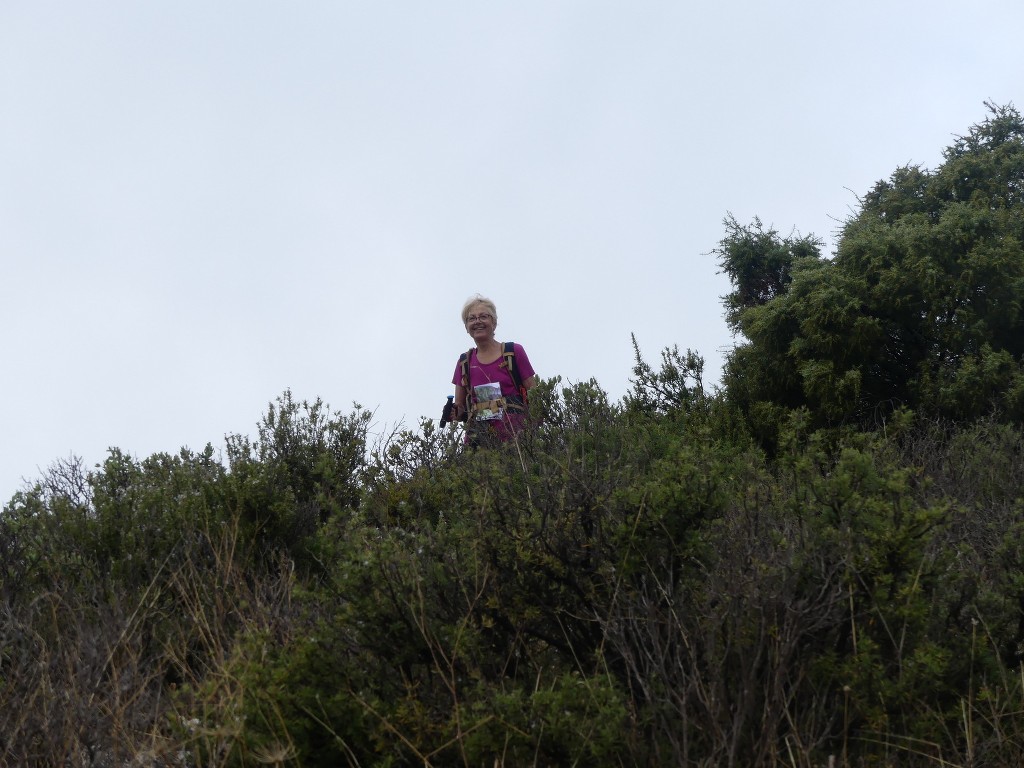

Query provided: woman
[451,294,538,444]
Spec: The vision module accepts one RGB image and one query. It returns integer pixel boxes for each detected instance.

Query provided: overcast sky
[2,1,1022,502]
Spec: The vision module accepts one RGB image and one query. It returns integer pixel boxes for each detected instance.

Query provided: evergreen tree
[720,103,1024,436]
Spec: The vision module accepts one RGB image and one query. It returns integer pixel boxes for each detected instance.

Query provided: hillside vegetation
[3,104,1024,767]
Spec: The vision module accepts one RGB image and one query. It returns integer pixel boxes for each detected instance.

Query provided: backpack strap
[499,341,528,403]
[458,349,473,418]
[459,348,473,388]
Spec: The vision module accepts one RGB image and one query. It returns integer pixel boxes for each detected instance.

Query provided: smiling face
[465,303,497,344]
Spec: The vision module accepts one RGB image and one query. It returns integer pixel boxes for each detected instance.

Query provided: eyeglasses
[466,313,493,323]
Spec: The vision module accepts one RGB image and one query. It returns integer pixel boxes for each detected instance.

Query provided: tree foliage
[721,103,1024,439]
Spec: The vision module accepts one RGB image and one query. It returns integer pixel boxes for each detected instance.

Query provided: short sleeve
[512,343,536,382]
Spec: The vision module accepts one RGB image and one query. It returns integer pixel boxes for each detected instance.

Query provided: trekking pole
[440,395,455,428]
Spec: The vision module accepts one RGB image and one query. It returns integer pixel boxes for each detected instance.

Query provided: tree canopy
[719,103,1024,437]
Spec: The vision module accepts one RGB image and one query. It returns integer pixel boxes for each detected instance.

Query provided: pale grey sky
[2,1,1022,501]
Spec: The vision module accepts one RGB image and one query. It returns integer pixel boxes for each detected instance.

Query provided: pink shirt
[452,343,536,442]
